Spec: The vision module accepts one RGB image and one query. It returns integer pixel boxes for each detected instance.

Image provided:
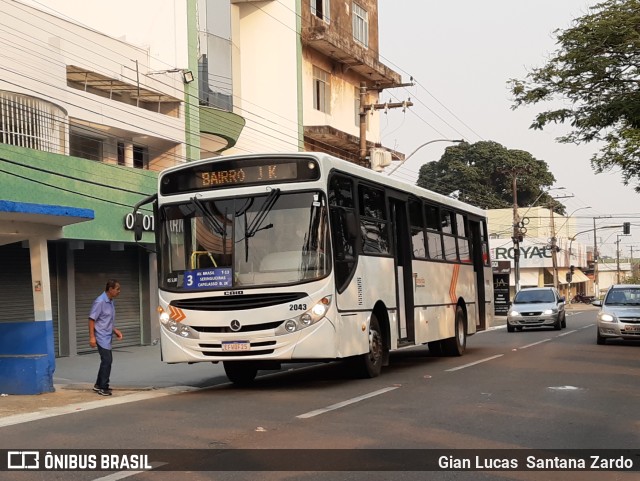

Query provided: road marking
[558,329,578,337]
[519,339,551,349]
[0,387,198,429]
[445,354,503,372]
[296,387,399,419]
[92,464,166,481]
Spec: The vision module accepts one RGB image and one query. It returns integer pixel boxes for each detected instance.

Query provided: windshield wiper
[243,188,280,261]
[190,196,225,236]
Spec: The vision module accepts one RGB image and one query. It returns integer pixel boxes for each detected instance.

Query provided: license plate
[222,341,250,351]
[623,325,640,332]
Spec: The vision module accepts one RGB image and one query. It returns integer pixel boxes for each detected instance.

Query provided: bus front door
[390,198,415,344]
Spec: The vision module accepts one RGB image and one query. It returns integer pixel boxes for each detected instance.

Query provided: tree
[417,141,565,214]
[509,0,640,191]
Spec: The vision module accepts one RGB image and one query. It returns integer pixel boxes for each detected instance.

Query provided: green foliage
[509,0,640,192]
[416,141,564,214]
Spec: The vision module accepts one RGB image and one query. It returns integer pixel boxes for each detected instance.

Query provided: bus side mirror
[133,212,144,242]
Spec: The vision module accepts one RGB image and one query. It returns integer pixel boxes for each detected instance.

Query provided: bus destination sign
[199,163,296,187]
[160,157,320,195]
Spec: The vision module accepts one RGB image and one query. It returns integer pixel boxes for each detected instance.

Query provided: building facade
[0,0,243,393]
[226,0,403,164]
[487,207,592,300]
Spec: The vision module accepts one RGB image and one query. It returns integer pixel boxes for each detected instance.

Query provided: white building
[488,207,592,300]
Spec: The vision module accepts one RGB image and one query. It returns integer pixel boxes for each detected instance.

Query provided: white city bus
[135,152,493,384]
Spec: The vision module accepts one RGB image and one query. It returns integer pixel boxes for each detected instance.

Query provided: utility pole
[616,235,622,284]
[358,81,413,167]
[592,215,613,298]
[511,174,521,293]
[593,217,599,297]
[550,207,559,290]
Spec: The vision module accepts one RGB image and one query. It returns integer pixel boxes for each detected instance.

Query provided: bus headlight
[160,312,170,325]
[276,296,332,335]
[159,308,199,338]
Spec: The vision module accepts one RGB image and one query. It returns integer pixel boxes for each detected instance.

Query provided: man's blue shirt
[89,292,115,349]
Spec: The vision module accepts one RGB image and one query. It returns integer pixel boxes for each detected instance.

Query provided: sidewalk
[0,344,224,423]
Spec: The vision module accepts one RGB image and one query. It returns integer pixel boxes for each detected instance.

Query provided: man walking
[89,279,123,396]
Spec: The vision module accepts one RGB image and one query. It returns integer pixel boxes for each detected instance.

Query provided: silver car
[593,284,640,344]
[507,287,566,332]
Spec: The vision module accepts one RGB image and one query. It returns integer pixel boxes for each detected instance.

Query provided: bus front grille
[192,321,283,333]
[171,292,307,311]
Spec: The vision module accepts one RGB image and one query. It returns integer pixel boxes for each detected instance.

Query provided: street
[1,308,638,481]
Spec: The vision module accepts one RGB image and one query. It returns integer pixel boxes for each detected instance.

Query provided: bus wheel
[443,306,466,356]
[427,341,444,356]
[223,361,258,385]
[356,314,384,378]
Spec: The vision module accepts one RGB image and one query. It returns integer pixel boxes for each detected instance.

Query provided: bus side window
[425,204,444,260]
[329,174,358,292]
[358,184,390,254]
[441,209,458,261]
[409,198,426,258]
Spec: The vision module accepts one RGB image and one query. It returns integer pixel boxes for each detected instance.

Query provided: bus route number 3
[289,303,307,311]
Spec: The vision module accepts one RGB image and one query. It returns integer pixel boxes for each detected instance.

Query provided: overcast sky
[378,0,639,257]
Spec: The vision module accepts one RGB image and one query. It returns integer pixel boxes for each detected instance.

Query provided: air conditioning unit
[370,148,392,172]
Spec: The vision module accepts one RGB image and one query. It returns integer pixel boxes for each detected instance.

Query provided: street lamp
[556,206,592,237]
[386,138,464,176]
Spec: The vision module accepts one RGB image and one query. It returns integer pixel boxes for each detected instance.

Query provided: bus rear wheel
[355,314,384,378]
[223,361,258,385]
[442,306,466,356]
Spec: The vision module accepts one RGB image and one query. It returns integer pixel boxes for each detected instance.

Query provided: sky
[377,0,640,258]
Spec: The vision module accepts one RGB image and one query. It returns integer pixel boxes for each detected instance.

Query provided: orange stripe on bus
[449,264,460,308]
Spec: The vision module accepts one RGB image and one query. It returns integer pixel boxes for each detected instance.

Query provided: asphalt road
[1,308,638,481]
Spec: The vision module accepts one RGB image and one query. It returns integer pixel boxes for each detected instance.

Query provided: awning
[0,200,94,246]
[548,268,590,285]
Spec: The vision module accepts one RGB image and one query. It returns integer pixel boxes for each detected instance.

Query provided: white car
[593,285,640,344]
[507,287,566,332]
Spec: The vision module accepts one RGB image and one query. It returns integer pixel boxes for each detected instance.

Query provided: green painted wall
[0,144,157,243]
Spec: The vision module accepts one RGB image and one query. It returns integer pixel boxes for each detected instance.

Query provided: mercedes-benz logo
[230,320,241,332]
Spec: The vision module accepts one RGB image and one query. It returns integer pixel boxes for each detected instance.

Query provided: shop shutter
[0,242,34,323]
[75,244,141,353]
[48,246,60,356]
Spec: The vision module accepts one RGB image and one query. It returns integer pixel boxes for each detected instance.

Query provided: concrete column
[125,142,134,168]
[29,237,52,322]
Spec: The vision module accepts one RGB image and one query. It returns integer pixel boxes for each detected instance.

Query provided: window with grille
[0,92,67,153]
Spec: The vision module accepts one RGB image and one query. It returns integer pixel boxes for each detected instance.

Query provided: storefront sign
[492,261,511,316]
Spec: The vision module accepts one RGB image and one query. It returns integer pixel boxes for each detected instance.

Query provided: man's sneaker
[97,388,112,396]
[92,385,100,392]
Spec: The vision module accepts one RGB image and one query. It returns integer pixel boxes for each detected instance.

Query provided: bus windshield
[158,190,331,291]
